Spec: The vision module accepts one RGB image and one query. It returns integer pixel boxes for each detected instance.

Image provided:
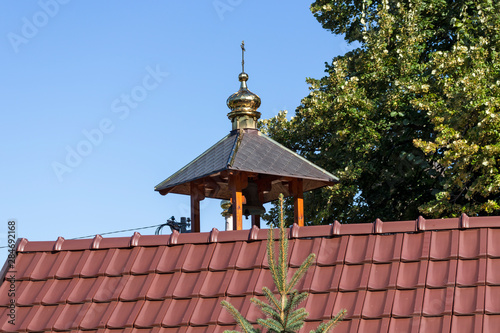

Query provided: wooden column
[251,215,260,228]
[291,178,304,226]
[190,182,205,232]
[229,172,247,230]
[251,189,264,228]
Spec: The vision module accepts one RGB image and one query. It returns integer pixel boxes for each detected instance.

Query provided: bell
[242,180,266,217]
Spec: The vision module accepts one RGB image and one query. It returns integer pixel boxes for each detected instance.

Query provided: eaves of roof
[154,129,338,202]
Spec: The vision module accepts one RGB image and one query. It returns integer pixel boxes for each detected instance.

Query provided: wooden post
[191,194,200,233]
[229,172,247,230]
[251,215,260,228]
[251,189,264,228]
[190,182,205,232]
[292,178,304,226]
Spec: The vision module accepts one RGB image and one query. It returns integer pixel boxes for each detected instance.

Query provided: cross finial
[241,40,245,73]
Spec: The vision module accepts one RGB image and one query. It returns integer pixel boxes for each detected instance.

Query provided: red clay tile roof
[1,214,500,332]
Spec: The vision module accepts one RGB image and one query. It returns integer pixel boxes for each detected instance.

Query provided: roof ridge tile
[130,232,141,247]
[92,234,103,249]
[470,216,500,228]
[137,234,171,247]
[417,216,426,231]
[249,225,259,240]
[374,218,383,234]
[169,230,180,245]
[210,228,219,243]
[16,237,28,252]
[332,221,341,235]
[53,236,65,251]
[60,238,93,251]
[460,213,470,229]
[290,223,300,239]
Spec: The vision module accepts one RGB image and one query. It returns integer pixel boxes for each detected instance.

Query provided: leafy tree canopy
[261,0,500,225]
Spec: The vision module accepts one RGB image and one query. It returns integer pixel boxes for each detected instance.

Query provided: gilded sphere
[226,73,261,112]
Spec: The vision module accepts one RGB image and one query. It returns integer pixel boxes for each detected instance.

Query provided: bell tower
[155,42,338,231]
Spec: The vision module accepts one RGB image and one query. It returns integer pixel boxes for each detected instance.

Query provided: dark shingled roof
[2,214,500,332]
[155,129,338,202]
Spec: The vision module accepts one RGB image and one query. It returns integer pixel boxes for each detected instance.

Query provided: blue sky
[0,1,352,252]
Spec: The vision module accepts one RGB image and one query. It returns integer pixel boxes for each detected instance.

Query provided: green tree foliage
[261,0,500,224]
[413,2,500,216]
[221,194,346,333]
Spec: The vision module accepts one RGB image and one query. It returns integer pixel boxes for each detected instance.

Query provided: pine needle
[220,192,345,333]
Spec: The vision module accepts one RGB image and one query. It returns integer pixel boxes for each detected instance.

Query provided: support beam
[251,215,260,228]
[204,176,221,198]
[291,178,304,226]
[190,183,205,232]
[229,172,247,230]
[251,188,264,228]
[191,194,200,233]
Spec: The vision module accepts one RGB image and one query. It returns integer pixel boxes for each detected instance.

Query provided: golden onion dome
[226,72,261,130]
